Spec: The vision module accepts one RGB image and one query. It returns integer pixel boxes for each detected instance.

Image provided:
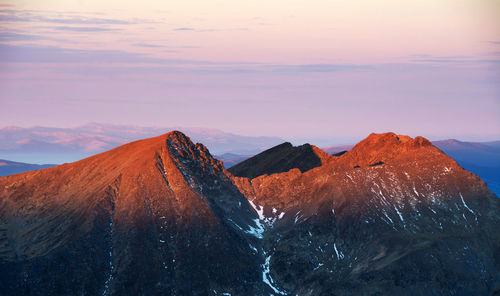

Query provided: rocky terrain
[0,131,498,295]
[229,142,330,179]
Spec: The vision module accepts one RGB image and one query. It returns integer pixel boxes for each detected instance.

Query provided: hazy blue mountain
[214,153,252,168]
[0,159,55,177]
[0,123,283,164]
[432,139,500,197]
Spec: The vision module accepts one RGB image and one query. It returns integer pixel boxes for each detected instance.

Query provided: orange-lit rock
[0,131,498,295]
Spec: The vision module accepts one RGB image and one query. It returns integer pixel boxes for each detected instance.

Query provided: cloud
[488,41,500,45]
[0,43,221,65]
[412,58,500,64]
[409,54,500,65]
[51,26,120,32]
[0,9,136,25]
[173,27,218,32]
[133,43,164,48]
[0,44,412,75]
[268,64,372,73]
[173,27,194,31]
[0,32,50,41]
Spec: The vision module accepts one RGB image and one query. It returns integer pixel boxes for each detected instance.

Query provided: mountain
[322,139,500,197]
[484,140,500,148]
[214,153,252,168]
[233,133,500,294]
[0,131,267,295]
[322,144,355,155]
[0,159,55,176]
[433,139,500,167]
[0,123,283,164]
[0,131,499,295]
[432,139,500,197]
[229,142,330,179]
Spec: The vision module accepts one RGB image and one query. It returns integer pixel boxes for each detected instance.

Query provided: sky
[0,0,499,144]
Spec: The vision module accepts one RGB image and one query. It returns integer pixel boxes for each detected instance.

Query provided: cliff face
[0,131,499,295]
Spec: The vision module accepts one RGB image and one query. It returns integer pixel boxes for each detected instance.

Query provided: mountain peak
[165,130,191,141]
[363,132,432,147]
[337,132,435,168]
[229,142,328,178]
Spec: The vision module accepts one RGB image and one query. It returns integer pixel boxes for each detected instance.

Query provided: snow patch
[103,219,114,295]
[333,243,344,260]
[294,211,302,224]
[245,218,265,239]
[393,205,405,226]
[262,254,286,295]
[382,211,394,224]
[248,199,265,220]
[459,192,477,222]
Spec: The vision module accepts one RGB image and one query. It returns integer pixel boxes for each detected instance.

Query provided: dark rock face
[0,131,499,296]
[229,142,328,179]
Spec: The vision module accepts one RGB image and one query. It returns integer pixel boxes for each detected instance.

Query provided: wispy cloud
[133,43,164,48]
[488,41,500,45]
[1,43,468,75]
[410,54,500,65]
[269,64,372,73]
[412,58,500,64]
[173,27,194,31]
[0,32,50,41]
[0,43,379,76]
[51,26,120,32]
[0,43,223,65]
[0,9,140,25]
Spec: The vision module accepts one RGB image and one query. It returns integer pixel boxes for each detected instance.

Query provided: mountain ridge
[1,131,499,295]
[0,123,284,164]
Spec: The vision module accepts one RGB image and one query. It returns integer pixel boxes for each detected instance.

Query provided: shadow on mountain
[228,142,322,179]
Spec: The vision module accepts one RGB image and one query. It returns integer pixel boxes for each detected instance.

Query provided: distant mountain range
[1,131,498,295]
[0,123,284,164]
[0,159,55,177]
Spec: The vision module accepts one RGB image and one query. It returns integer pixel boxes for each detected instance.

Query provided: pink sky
[0,0,499,142]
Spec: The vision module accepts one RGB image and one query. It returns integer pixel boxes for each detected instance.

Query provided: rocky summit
[0,131,499,296]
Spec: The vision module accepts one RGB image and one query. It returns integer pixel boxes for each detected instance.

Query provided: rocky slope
[0,131,499,295]
[0,132,270,295]
[229,142,330,179]
[234,133,500,295]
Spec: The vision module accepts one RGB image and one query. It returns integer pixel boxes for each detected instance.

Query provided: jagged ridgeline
[0,131,499,295]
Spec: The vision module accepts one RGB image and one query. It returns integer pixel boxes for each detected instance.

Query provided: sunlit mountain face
[1,0,499,295]
[0,131,498,295]
[1,124,499,197]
